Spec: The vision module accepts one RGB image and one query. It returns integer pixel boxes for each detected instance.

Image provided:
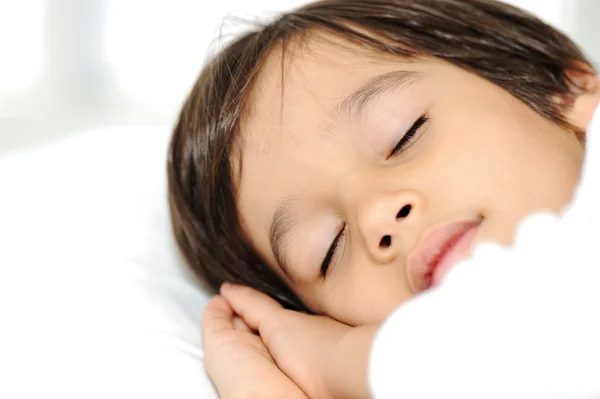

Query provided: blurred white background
[0,0,599,156]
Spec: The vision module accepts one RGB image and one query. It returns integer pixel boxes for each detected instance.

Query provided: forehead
[243,34,403,129]
[238,33,413,172]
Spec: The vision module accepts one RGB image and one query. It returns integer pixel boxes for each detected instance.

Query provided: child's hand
[219,283,377,399]
[202,295,309,399]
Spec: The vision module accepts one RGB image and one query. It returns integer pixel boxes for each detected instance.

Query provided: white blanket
[370,106,600,398]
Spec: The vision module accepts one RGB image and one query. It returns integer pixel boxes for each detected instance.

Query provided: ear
[561,62,600,134]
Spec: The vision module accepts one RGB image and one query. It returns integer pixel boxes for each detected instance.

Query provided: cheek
[321,268,413,326]
[431,120,581,245]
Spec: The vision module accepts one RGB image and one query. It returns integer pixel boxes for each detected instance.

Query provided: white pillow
[0,126,219,398]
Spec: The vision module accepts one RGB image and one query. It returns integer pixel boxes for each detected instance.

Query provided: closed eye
[388,114,430,159]
[320,224,346,279]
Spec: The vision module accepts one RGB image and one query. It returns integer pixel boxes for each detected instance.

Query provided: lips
[409,218,482,291]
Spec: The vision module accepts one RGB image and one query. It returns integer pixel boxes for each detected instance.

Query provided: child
[168,0,600,397]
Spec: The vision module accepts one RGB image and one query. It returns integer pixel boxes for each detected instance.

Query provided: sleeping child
[167,0,600,397]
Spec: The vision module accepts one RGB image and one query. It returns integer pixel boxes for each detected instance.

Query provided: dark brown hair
[167,0,594,311]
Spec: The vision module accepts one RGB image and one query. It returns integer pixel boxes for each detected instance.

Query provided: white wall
[571,0,600,66]
[0,0,598,156]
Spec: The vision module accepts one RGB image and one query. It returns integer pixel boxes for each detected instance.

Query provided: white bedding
[0,127,219,398]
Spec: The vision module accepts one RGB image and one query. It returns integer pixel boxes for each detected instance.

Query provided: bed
[0,126,219,398]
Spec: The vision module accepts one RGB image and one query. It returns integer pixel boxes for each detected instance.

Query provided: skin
[235,32,597,327]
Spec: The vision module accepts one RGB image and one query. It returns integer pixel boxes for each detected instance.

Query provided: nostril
[397,204,412,219]
[379,235,391,248]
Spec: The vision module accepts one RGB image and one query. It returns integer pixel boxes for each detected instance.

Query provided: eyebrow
[269,196,299,281]
[329,70,420,128]
[268,69,421,282]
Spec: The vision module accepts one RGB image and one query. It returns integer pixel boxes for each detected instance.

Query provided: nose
[357,191,421,264]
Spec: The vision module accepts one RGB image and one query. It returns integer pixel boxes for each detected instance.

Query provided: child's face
[234,35,587,326]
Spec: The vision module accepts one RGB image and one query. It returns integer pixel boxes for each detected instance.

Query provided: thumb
[220,283,284,334]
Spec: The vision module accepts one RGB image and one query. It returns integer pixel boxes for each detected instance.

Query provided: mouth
[409,217,482,291]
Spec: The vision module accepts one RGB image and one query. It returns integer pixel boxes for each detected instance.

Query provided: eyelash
[320,225,346,279]
[320,114,430,279]
[388,113,430,158]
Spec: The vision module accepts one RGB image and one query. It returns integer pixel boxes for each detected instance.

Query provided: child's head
[168,0,599,325]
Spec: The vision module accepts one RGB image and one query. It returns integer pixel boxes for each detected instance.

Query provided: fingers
[220,283,284,334]
[232,316,253,333]
[202,295,235,343]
